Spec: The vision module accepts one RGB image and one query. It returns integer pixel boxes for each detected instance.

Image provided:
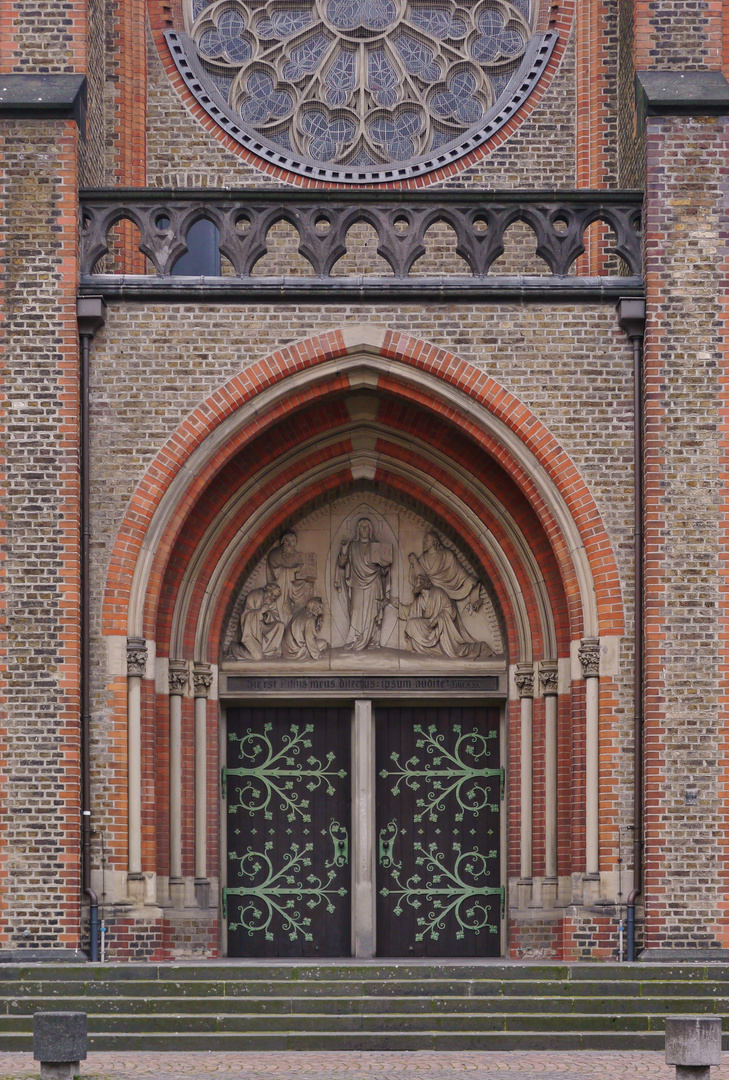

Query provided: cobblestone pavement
[2,1052,727,1080]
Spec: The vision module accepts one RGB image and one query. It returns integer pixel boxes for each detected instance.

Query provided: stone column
[579,638,600,880]
[167,659,188,910]
[540,659,559,906]
[193,664,213,908]
[126,638,147,897]
[515,663,534,897]
[351,699,376,958]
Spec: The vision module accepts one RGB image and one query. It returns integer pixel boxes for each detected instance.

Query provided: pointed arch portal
[103,327,624,957]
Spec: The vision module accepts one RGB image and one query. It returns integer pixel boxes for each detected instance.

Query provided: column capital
[126,637,148,678]
[578,638,600,679]
[539,659,559,696]
[168,659,188,696]
[514,662,534,699]
[193,663,213,698]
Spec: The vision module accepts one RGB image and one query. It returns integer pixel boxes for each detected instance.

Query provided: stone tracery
[183,0,538,174]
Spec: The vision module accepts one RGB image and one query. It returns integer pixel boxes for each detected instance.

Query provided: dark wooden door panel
[375,705,502,958]
[224,705,351,958]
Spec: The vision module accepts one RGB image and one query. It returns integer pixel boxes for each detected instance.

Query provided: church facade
[1,0,729,962]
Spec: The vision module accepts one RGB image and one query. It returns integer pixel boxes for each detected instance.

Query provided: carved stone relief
[223,494,505,671]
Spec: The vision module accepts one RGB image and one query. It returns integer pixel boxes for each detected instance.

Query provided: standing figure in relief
[266,530,316,621]
[409,531,484,614]
[395,573,483,659]
[228,583,285,661]
[281,597,328,661]
[334,517,392,651]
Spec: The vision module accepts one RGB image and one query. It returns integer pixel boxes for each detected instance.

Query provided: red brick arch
[102,328,624,641]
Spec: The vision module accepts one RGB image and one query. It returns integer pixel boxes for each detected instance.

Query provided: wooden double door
[224,704,503,958]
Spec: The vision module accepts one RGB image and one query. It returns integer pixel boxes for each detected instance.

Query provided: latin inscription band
[224,674,501,695]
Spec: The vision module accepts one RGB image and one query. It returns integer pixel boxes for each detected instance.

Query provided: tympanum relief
[223,495,504,671]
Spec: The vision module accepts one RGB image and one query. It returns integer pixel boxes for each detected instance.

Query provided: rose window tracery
[172,0,552,182]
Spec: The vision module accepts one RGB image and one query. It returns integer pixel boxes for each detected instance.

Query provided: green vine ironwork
[380,723,503,823]
[224,823,349,941]
[378,821,503,942]
[224,721,347,822]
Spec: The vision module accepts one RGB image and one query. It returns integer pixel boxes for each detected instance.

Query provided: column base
[582,873,600,905]
[126,873,145,904]
[40,1063,80,1080]
[169,878,185,910]
[194,878,211,909]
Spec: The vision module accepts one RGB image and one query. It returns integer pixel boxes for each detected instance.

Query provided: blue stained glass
[430,69,483,124]
[409,6,467,39]
[202,62,235,100]
[282,31,331,80]
[429,125,454,150]
[368,108,423,159]
[239,69,294,123]
[216,9,252,62]
[301,109,356,160]
[511,0,530,19]
[489,72,510,96]
[470,9,524,62]
[198,28,224,57]
[271,126,293,150]
[257,8,314,39]
[324,47,357,106]
[347,147,377,165]
[326,0,398,32]
[367,48,399,107]
[193,0,209,18]
[394,33,441,82]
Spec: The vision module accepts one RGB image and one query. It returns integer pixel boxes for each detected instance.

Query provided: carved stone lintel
[539,659,559,696]
[514,663,534,699]
[168,659,189,696]
[578,638,600,679]
[126,637,148,678]
[193,663,213,699]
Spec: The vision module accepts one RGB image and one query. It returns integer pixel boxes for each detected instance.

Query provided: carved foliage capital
[514,664,534,699]
[168,659,189,696]
[578,638,600,679]
[126,637,148,678]
[193,664,213,698]
[539,660,559,696]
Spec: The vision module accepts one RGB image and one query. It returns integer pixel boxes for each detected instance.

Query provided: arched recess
[104,327,623,640]
[103,327,625,955]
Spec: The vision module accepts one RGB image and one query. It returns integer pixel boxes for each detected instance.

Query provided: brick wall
[643,113,729,950]
[80,0,108,187]
[0,118,82,951]
[617,0,642,190]
[635,1,724,71]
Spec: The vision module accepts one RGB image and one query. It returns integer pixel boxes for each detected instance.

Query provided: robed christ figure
[334,517,393,651]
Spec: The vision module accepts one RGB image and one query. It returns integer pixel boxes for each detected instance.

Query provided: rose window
[169,0,555,182]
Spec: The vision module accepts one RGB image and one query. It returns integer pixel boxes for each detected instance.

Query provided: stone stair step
[3,993,722,1017]
[0,961,725,1053]
[0,1030,674,1052]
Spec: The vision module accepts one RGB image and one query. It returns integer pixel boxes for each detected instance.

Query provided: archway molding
[102,327,624,649]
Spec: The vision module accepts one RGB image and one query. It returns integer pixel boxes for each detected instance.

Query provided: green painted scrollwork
[378,821,503,942]
[380,723,503,823]
[224,721,346,822]
[378,819,398,868]
[224,827,348,941]
[326,819,349,868]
